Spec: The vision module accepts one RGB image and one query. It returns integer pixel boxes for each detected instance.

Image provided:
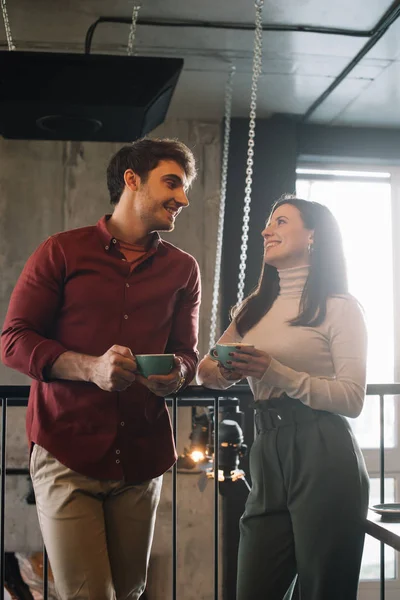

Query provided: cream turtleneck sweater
[197,266,368,418]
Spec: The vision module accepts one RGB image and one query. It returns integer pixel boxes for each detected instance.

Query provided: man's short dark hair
[106,137,197,205]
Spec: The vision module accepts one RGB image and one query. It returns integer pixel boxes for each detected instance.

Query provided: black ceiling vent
[0,51,183,142]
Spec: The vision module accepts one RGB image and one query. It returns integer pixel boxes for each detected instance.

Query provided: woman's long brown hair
[232,197,348,337]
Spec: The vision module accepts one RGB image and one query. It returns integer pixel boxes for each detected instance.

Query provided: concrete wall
[0,119,223,599]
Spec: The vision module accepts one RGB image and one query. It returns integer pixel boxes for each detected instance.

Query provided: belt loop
[255,412,262,434]
[255,409,279,432]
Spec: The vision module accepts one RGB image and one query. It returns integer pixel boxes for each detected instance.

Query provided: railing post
[172,394,178,600]
[214,395,220,600]
[379,393,385,600]
[43,546,48,600]
[0,397,6,600]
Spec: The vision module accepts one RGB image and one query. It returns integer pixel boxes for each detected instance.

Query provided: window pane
[296,177,394,385]
[349,395,395,449]
[296,176,396,450]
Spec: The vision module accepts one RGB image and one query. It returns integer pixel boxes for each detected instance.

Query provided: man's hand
[135,356,186,397]
[89,345,137,392]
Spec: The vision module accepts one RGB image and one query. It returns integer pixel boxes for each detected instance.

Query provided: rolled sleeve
[28,338,67,382]
[1,237,67,381]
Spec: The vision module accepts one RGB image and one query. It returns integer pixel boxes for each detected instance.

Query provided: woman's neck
[278,265,310,296]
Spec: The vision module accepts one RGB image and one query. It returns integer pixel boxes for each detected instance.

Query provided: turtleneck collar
[278,265,309,296]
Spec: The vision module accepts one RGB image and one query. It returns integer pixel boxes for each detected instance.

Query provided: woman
[197,196,369,600]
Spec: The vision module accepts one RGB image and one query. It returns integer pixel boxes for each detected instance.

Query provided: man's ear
[124,169,140,192]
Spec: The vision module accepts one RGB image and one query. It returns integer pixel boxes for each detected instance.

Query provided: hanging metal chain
[236,0,264,305]
[209,65,236,349]
[1,0,15,51]
[127,1,142,56]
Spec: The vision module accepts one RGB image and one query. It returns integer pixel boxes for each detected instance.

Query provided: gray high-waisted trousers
[237,396,369,600]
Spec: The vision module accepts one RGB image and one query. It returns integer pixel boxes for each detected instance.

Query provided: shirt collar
[96,215,162,252]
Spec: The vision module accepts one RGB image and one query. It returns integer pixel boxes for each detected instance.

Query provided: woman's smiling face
[262,203,314,270]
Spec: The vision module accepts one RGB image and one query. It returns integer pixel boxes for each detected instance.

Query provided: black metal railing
[0,383,398,600]
[0,384,253,600]
[366,384,400,600]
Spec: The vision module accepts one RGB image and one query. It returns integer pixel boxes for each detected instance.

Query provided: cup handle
[209,347,219,361]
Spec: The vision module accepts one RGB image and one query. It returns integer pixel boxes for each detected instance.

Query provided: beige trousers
[30,444,162,600]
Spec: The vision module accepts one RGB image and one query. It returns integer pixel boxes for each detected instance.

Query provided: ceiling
[2,0,400,127]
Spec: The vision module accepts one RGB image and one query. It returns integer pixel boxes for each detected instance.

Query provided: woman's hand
[227,346,272,381]
[217,361,244,381]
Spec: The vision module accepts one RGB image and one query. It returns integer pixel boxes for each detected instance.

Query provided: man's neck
[107,210,152,247]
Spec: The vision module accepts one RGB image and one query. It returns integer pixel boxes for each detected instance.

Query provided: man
[1,138,201,599]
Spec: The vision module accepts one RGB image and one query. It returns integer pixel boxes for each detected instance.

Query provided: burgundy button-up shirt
[1,216,201,482]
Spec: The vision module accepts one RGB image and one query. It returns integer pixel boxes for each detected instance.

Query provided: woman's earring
[308,243,314,255]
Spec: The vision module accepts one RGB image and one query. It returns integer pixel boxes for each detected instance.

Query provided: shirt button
[116,459,120,464]
[126,283,130,288]
[124,314,129,320]
[116,449,121,455]
[120,421,125,427]
[112,239,117,244]
[105,245,109,250]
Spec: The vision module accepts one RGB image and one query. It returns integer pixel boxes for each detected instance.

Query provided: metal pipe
[1,383,399,401]
[84,16,374,55]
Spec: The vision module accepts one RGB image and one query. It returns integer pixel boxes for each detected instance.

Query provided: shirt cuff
[178,355,197,387]
[206,358,237,389]
[29,339,68,382]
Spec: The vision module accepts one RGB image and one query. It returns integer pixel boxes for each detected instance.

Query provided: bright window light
[296,168,391,179]
[296,175,395,449]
